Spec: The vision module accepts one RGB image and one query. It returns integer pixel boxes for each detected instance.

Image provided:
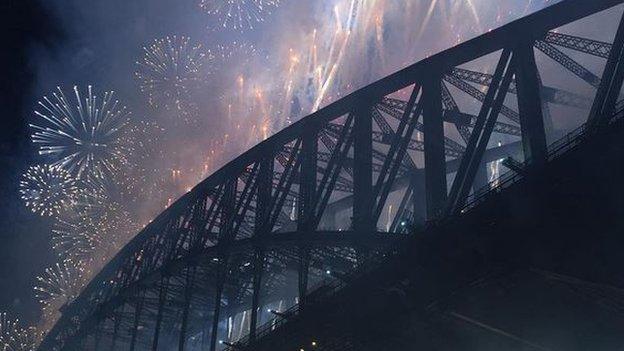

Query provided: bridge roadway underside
[244,121,624,350]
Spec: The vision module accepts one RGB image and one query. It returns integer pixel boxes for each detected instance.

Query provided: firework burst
[51,211,101,263]
[30,85,131,180]
[199,0,281,31]
[0,313,39,351]
[135,36,210,120]
[34,260,88,320]
[19,164,80,217]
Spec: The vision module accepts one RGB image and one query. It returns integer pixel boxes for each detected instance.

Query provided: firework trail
[199,0,281,31]
[19,164,80,217]
[30,86,131,181]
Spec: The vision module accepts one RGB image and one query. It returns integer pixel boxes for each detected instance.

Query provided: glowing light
[199,0,281,31]
[30,85,131,180]
[19,164,80,217]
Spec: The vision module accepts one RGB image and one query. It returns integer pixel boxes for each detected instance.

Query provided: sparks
[135,36,211,125]
[30,85,131,180]
[199,0,281,31]
[19,164,80,217]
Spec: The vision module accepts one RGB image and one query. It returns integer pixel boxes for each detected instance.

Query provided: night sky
[1,1,63,324]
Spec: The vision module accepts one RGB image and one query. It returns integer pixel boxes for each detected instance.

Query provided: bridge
[39,0,624,350]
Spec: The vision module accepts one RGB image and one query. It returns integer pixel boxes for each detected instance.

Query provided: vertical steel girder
[298,246,311,306]
[515,41,548,165]
[249,247,264,341]
[178,268,196,351]
[353,101,374,232]
[210,264,227,351]
[256,156,274,235]
[250,156,272,341]
[129,289,146,351]
[219,180,237,244]
[589,12,624,125]
[295,131,316,310]
[109,306,123,351]
[422,74,448,220]
[93,325,102,351]
[298,129,318,232]
[151,276,169,351]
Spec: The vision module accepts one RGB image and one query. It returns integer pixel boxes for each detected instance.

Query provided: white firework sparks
[19,164,80,217]
[34,260,88,320]
[51,215,100,263]
[30,85,131,180]
[199,0,281,31]
[0,313,40,351]
[135,35,210,117]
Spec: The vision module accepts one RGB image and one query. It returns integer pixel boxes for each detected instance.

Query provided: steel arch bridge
[39,0,624,350]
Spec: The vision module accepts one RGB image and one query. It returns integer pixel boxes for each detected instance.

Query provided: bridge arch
[39,0,624,349]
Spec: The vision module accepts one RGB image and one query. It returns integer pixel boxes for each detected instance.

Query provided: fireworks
[0,313,40,351]
[115,121,168,205]
[135,36,210,119]
[34,260,87,319]
[30,85,131,180]
[51,214,100,263]
[199,0,281,31]
[19,164,80,217]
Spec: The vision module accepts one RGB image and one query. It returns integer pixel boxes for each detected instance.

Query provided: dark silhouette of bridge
[39,0,624,350]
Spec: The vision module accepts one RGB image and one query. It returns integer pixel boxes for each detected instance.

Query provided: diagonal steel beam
[543,31,611,59]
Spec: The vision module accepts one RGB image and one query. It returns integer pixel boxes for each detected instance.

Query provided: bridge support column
[129,289,146,351]
[423,74,447,220]
[152,276,169,351]
[515,41,548,165]
[256,156,273,234]
[249,248,264,341]
[589,12,624,125]
[109,305,124,351]
[178,267,196,351]
[353,102,374,232]
[92,320,102,351]
[474,162,489,191]
[210,266,227,351]
[297,130,317,306]
[298,129,318,230]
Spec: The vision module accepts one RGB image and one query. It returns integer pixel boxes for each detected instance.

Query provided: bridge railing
[225,245,401,349]
[461,104,624,213]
